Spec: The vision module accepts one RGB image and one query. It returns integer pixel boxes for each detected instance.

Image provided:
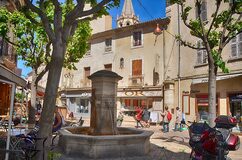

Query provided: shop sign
[124,91,144,96]
[230,94,242,102]
[118,90,162,97]
[66,92,91,97]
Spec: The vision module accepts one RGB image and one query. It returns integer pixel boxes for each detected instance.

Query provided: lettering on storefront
[124,91,144,96]
[80,93,91,97]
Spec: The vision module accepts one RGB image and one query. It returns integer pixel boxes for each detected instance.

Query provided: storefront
[0,65,26,116]
[229,93,242,132]
[117,88,163,117]
[196,94,219,122]
[60,89,91,118]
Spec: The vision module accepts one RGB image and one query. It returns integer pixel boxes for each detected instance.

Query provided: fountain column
[88,70,122,135]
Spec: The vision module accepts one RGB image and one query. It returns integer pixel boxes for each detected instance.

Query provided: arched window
[119,22,123,27]
[120,58,124,69]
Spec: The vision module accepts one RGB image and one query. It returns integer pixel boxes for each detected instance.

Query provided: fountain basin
[58,127,153,159]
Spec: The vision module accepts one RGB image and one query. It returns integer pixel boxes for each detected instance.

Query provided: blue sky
[109,0,166,28]
[18,0,166,78]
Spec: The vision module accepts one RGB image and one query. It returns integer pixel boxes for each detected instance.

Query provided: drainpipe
[177,4,181,109]
[163,25,166,111]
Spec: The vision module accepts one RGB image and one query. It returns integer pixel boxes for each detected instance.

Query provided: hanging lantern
[154,23,162,35]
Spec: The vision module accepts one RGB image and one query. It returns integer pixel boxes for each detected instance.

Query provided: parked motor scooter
[187,115,240,160]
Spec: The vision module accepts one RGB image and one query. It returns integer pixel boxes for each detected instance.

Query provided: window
[104,63,112,71]
[196,0,207,22]
[119,22,123,27]
[105,38,112,52]
[69,97,90,114]
[126,21,130,26]
[84,67,90,79]
[196,41,207,65]
[120,58,124,69]
[231,33,242,58]
[132,31,142,47]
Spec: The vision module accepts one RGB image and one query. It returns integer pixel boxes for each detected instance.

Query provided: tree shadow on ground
[152,135,190,147]
[149,143,191,160]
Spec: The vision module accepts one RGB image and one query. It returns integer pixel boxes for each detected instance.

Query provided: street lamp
[154,23,163,35]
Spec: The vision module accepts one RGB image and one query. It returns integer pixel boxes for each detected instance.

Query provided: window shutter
[132,59,142,76]
[202,50,207,63]
[3,41,8,56]
[231,37,237,57]
[197,41,204,64]
[231,43,237,57]
[197,50,203,64]
[201,0,207,21]
[239,33,242,56]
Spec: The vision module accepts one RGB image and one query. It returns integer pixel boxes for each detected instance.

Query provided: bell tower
[117,0,139,28]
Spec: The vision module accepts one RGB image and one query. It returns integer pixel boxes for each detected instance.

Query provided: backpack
[167,111,172,121]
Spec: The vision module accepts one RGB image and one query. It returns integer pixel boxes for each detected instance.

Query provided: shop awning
[192,73,242,84]
[0,65,27,87]
[37,85,45,97]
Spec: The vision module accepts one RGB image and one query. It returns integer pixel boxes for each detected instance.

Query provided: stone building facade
[59,0,169,123]
[59,0,242,132]
[165,0,242,131]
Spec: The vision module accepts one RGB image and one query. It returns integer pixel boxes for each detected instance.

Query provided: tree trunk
[29,72,37,124]
[35,40,65,160]
[208,62,217,127]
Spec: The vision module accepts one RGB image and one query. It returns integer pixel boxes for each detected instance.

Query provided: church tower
[117,0,139,28]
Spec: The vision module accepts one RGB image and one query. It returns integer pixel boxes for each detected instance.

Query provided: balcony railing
[133,40,142,47]
[128,75,144,86]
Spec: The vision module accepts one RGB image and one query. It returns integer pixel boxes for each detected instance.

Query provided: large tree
[20,0,119,159]
[0,7,91,124]
[2,0,119,159]
[172,0,242,126]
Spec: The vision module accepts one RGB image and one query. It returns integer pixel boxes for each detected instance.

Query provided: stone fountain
[58,70,153,160]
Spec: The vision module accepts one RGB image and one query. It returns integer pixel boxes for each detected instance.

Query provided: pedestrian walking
[160,106,172,132]
[142,107,150,127]
[117,111,124,127]
[135,107,144,128]
[174,107,182,131]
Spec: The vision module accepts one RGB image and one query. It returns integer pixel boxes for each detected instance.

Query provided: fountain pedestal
[58,70,153,159]
[88,70,122,135]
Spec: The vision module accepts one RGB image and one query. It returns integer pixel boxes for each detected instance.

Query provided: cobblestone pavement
[121,117,242,160]
[55,117,242,160]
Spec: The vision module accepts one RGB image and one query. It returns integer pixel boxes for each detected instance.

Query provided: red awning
[37,91,44,97]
